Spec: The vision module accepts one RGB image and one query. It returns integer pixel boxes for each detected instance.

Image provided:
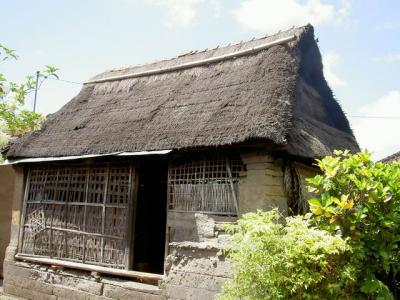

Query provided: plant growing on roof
[307,150,400,299]
[0,43,58,161]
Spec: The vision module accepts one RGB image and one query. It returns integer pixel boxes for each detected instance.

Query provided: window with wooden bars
[167,155,243,215]
[19,163,134,270]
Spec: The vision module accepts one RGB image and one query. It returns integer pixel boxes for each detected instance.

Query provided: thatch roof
[7,25,359,160]
[381,151,400,163]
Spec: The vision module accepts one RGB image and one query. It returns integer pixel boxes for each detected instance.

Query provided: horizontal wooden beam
[25,200,128,209]
[15,254,163,284]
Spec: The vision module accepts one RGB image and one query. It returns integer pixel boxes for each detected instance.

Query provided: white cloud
[373,53,400,64]
[148,0,221,28]
[322,52,346,87]
[232,0,351,33]
[352,91,400,161]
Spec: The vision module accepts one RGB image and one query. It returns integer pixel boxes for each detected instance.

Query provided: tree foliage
[218,210,360,300]
[0,43,58,162]
[219,151,400,299]
[307,150,400,298]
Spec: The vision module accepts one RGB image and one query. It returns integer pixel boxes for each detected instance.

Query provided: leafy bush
[1,43,58,161]
[218,209,360,300]
[0,129,9,163]
[307,150,400,298]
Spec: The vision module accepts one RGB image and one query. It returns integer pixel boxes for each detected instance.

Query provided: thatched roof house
[3,25,359,300]
[381,151,400,163]
[7,25,357,160]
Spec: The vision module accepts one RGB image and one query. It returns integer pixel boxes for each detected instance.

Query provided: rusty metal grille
[20,163,133,269]
[168,155,243,215]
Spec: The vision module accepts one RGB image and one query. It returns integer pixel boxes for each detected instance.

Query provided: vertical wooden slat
[82,167,90,263]
[201,160,206,211]
[64,167,72,258]
[126,163,137,270]
[226,161,239,215]
[18,168,32,254]
[19,162,134,269]
[101,164,110,263]
[49,168,60,258]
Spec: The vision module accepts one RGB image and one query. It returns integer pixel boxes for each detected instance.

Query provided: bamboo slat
[20,163,134,270]
[168,155,243,215]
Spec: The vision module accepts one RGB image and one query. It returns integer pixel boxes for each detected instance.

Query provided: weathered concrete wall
[3,242,231,300]
[239,151,287,214]
[162,242,230,300]
[3,166,24,277]
[0,165,16,278]
[167,211,235,243]
[3,260,164,300]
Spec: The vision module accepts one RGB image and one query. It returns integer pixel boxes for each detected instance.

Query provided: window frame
[17,162,136,270]
[167,154,243,216]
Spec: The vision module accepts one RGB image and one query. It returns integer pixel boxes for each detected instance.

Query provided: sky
[2,0,400,160]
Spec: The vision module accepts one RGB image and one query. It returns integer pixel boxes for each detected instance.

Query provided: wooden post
[17,169,31,254]
[64,167,72,258]
[49,168,60,258]
[126,162,138,270]
[101,164,110,263]
[226,161,239,215]
[82,168,90,263]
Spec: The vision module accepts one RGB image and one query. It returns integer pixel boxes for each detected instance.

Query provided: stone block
[103,284,165,300]
[49,272,103,295]
[186,287,218,300]
[163,271,227,291]
[246,162,276,170]
[164,284,188,299]
[164,284,218,300]
[166,253,231,278]
[240,153,274,164]
[101,277,161,295]
[195,214,215,239]
[52,285,100,300]
[4,283,56,300]
[265,168,283,176]
[5,276,53,295]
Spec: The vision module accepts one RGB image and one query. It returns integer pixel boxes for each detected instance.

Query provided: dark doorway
[133,160,168,274]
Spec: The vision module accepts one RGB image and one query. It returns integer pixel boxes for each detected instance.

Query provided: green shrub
[307,150,400,299]
[217,209,360,300]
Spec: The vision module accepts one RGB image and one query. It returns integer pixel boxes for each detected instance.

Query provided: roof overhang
[3,150,172,165]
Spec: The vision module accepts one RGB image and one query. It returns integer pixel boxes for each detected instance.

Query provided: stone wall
[239,151,287,214]
[3,241,230,300]
[162,242,230,300]
[167,211,235,243]
[3,260,164,300]
[1,152,317,300]
[0,165,16,278]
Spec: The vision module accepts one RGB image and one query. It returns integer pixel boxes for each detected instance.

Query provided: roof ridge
[89,25,310,81]
[85,34,297,84]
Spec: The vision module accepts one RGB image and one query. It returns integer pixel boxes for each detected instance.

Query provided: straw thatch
[381,151,400,163]
[7,24,359,159]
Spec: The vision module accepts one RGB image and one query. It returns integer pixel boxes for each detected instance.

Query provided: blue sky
[2,0,400,160]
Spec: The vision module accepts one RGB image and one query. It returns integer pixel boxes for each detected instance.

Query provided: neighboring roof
[381,151,400,163]
[7,24,359,160]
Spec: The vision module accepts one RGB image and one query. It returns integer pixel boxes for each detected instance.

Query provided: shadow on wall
[0,165,15,278]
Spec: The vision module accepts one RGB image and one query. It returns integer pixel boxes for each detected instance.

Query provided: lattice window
[168,155,243,215]
[20,163,133,269]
